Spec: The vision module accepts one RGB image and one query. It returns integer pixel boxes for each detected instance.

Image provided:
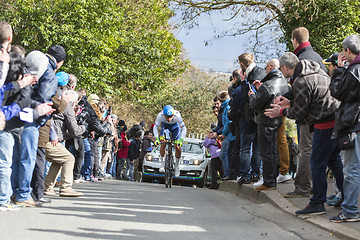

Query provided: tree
[173,0,360,59]
[0,0,187,97]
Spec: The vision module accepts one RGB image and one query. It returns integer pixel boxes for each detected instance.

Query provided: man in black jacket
[237,53,265,186]
[127,132,141,181]
[329,34,360,223]
[248,59,289,190]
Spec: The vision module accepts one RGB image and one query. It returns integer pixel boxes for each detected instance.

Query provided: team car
[141,137,211,187]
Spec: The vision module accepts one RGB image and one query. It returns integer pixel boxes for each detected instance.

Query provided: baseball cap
[87,94,100,104]
[24,50,48,79]
[323,53,339,66]
[56,71,69,86]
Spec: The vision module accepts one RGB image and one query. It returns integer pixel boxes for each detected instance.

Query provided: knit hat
[140,121,145,127]
[24,50,48,79]
[47,45,66,62]
[118,120,125,126]
[56,71,69,86]
[87,94,100,104]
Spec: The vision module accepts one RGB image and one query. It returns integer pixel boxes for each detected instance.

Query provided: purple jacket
[203,137,220,159]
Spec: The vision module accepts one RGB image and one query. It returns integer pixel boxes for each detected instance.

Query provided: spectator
[203,131,223,189]
[265,52,344,215]
[248,58,288,190]
[116,120,130,180]
[238,53,265,186]
[329,35,360,222]
[138,130,154,179]
[284,27,327,198]
[217,91,235,180]
[11,45,65,207]
[44,90,85,197]
[127,131,142,181]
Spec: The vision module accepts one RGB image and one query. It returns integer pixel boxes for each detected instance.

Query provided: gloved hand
[155,137,160,146]
[175,138,183,147]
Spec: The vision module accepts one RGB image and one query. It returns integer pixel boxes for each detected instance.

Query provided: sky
[171,10,286,73]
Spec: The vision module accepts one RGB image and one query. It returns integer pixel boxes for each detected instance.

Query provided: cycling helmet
[163,105,174,117]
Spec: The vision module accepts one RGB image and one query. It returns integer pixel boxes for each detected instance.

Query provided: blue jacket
[33,54,58,103]
[221,99,235,141]
[0,82,21,121]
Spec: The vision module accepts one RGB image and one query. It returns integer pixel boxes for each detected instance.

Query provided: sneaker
[255,185,276,191]
[253,177,264,187]
[284,191,310,198]
[326,194,336,201]
[15,198,38,207]
[37,197,51,204]
[44,188,56,196]
[237,176,251,185]
[59,188,83,197]
[90,177,98,182]
[221,176,230,181]
[250,175,260,182]
[295,204,326,215]
[74,178,87,183]
[327,196,343,207]
[277,173,292,183]
[0,201,20,211]
[330,212,360,223]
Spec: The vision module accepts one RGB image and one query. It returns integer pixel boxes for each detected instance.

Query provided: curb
[219,180,360,240]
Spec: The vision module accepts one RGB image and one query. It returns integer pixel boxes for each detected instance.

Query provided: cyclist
[153,105,187,177]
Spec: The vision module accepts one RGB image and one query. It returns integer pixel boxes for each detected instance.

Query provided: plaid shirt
[282,60,338,124]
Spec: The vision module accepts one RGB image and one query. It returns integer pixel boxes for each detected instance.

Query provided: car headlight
[192,160,204,165]
[145,155,153,162]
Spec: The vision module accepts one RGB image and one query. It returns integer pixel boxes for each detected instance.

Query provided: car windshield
[181,142,203,154]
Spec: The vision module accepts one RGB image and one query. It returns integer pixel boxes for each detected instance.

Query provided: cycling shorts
[160,122,181,141]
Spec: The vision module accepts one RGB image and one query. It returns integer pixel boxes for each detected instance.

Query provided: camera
[229,76,233,82]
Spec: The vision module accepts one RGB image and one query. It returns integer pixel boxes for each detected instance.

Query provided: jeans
[89,138,100,178]
[11,123,39,202]
[228,137,241,179]
[116,157,126,179]
[258,125,279,188]
[239,131,261,179]
[219,137,230,177]
[0,131,15,204]
[310,127,343,205]
[81,138,92,180]
[68,137,85,180]
[341,132,360,218]
[31,147,46,201]
[126,158,134,181]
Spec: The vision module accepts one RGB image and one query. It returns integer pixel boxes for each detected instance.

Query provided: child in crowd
[203,131,224,189]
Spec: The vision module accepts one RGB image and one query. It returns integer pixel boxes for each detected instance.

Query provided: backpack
[287,135,299,177]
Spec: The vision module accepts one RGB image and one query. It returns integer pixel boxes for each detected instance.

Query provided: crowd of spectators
[205,27,360,223]
[0,21,154,211]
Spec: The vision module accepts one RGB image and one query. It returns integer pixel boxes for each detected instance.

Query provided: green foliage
[0,0,187,96]
[279,0,360,56]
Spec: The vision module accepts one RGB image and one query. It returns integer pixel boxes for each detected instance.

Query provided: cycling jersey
[153,110,187,140]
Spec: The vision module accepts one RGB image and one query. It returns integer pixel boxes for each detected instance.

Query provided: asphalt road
[0,180,343,240]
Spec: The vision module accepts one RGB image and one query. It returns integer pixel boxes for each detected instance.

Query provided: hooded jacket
[330,54,360,137]
[249,69,289,127]
[281,60,338,125]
